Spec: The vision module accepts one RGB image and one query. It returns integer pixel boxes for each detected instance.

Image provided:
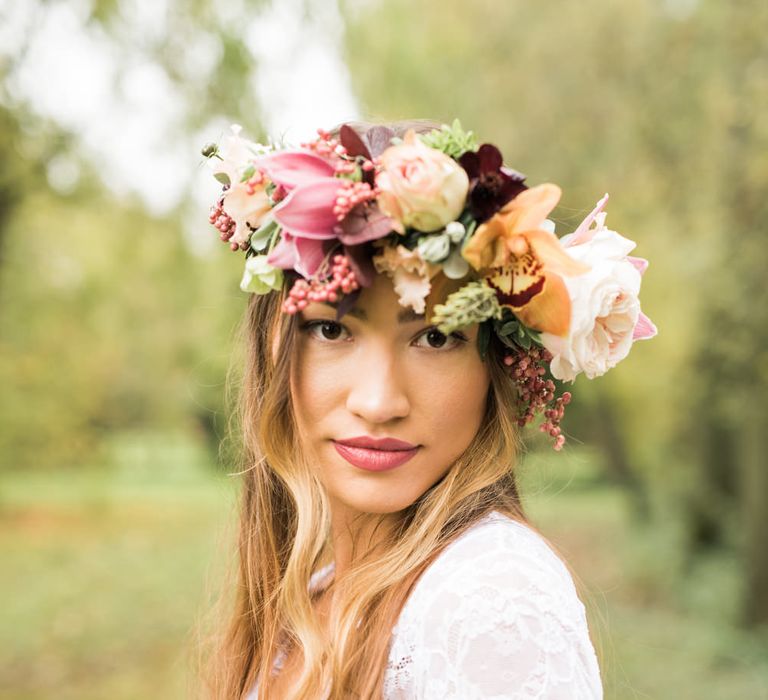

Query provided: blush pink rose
[375,129,469,233]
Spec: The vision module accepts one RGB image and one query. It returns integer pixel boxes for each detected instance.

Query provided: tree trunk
[592,390,650,522]
[740,394,768,627]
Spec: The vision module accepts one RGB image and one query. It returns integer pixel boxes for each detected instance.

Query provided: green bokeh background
[1,0,767,697]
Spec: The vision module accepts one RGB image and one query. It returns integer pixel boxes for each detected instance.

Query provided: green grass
[1,434,766,699]
[0,431,238,700]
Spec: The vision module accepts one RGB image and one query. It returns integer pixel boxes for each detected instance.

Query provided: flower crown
[202,120,657,450]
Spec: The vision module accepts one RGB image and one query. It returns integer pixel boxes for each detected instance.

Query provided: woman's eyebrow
[321,305,425,324]
[397,308,426,324]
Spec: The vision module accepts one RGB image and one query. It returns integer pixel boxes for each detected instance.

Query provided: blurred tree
[682,0,768,625]
[0,113,245,469]
[0,0,275,471]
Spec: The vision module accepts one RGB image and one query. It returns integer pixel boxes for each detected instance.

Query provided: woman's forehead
[301,270,482,333]
[304,273,425,323]
[308,303,426,325]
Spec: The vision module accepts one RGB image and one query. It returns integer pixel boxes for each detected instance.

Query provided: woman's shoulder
[421,511,581,599]
[385,511,603,698]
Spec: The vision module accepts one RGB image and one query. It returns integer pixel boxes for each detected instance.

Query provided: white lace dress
[247,511,603,699]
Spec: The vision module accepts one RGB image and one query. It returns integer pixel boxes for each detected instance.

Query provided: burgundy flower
[339,124,395,186]
[459,144,528,223]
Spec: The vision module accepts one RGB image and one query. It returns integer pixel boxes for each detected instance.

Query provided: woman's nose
[345,347,411,424]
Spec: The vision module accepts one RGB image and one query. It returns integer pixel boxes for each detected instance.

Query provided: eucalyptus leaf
[477,321,492,360]
[214,172,230,186]
[498,334,518,349]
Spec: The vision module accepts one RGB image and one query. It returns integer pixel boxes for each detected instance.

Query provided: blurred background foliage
[1,0,767,697]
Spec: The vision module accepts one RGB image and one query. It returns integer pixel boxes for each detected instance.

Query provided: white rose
[540,227,643,382]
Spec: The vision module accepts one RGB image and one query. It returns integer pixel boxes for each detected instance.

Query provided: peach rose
[375,130,469,233]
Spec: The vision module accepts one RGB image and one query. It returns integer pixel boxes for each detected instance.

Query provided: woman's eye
[303,320,349,342]
[301,320,466,349]
[414,327,467,350]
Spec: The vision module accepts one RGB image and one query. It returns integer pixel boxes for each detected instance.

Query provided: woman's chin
[329,486,420,517]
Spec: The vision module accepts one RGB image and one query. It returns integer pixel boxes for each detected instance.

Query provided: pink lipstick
[332,436,420,472]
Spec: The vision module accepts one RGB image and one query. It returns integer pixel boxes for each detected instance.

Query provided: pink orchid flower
[259,149,396,278]
[257,150,340,276]
[267,232,329,279]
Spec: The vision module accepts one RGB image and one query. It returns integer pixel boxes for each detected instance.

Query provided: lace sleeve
[385,514,603,699]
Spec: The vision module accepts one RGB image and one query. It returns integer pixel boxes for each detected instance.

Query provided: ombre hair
[194,120,600,700]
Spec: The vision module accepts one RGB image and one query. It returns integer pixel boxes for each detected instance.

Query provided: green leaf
[249,218,279,252]
[240,164,255,182]
[499,320,520,336]
[214,172,231,186]
[477,320,492,360]
[498,334,518,349]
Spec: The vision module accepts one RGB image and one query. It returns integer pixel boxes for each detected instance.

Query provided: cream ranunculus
[211,125,273,246]
[372,244,440,314]
[375,130,469,234]
[540,225,647,382]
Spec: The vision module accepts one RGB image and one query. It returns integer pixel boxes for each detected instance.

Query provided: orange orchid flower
[462,184,589,336]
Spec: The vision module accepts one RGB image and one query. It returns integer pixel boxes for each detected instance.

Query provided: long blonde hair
[196,120,598,699]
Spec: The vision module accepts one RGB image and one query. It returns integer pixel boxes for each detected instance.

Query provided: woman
[199,119,655,698]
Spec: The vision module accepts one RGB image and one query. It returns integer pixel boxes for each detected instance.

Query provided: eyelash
[299,320,469,351]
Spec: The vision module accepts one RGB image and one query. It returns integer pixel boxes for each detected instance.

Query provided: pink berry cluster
[302,129,348,164]
[302,128,376,177]
[333,181,379,221]
[282,254,360,314]
[503,345,572,450]
[270,183,288,204]
[209,196,240,250]
[338,155,376,177]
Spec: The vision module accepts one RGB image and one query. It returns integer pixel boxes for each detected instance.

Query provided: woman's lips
[332,437,419,472]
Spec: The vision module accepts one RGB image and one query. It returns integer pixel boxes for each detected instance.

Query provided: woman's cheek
[294,350,351,422]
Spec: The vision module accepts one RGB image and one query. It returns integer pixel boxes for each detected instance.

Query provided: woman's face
[290,273,491,519]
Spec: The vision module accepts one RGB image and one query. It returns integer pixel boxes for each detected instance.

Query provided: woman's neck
[328,504,399,581]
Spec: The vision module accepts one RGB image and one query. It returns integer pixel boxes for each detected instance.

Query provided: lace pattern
[382,512,602,699]
[247,511,603,699]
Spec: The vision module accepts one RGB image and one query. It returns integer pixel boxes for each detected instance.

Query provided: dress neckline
[309,511,511,594]
[309,561,335,594]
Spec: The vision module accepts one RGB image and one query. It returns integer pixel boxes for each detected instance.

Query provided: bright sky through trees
[1,0,359,215]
